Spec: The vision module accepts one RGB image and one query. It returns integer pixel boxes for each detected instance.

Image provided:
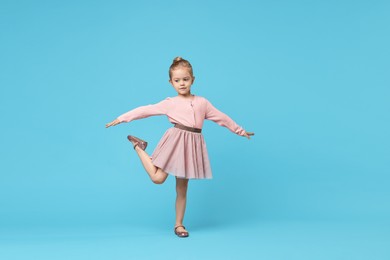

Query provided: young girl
[106,57,254,238]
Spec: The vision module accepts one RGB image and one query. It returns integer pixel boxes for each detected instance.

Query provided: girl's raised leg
[175,177,189,234]
[134,146,168,184]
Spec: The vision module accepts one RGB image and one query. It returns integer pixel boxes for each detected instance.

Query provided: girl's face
[169,67,195,97]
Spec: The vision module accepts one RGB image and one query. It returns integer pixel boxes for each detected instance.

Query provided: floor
[1,220,388,260]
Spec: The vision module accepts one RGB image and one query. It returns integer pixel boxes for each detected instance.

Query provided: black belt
[174,124,202,133]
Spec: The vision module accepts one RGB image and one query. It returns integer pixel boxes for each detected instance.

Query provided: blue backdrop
[1,0,389,259]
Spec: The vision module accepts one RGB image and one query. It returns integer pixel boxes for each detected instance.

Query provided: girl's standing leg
[175,177,189,233]
[134,146,169,184]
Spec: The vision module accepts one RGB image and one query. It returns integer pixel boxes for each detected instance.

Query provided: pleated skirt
[151,127,212,179]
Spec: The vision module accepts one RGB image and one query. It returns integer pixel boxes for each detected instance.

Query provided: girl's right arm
[105,98,171,128]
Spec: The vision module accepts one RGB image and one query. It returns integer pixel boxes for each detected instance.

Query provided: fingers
[244,131,254,139]
[105,119,120,128]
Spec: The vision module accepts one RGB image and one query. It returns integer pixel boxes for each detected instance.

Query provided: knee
[176,185,188,195]
[177,184,188,191]
[152,176,166,185]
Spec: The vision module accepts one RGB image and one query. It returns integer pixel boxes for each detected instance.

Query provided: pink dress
[117,95,246,179]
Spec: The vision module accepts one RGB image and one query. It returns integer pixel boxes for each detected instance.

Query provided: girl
[105,57,254,238]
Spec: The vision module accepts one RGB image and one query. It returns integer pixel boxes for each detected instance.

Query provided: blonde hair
[169,57,194,79]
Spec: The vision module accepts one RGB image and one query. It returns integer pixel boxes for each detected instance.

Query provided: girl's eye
[184,78,189,81]
[175,80,179,82]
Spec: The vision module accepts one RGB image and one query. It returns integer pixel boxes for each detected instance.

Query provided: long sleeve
[117,98,171,123]
[205,99,246,136]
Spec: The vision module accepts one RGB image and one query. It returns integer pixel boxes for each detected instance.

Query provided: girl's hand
[105,119,121,128]
[243,131,255,139]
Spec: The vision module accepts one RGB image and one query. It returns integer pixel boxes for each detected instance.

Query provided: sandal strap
[174,225,186,231]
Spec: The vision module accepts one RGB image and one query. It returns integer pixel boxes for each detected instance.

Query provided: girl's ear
[169,80,175,90]
[192,76,195,84]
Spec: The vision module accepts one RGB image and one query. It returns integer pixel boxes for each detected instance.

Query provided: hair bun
[173,56,183,63]
[169,57,193,79]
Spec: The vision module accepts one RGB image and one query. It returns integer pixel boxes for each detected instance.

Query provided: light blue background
[1,0,389,259]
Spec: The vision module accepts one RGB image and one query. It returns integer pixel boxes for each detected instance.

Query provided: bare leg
[134,146,169,184]
[175,177,189,233]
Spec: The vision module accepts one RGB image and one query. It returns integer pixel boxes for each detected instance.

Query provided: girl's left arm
[205,99,254,139]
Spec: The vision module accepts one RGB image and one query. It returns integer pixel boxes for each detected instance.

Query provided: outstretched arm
[105,98,171,128]
[205,99,254,138]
